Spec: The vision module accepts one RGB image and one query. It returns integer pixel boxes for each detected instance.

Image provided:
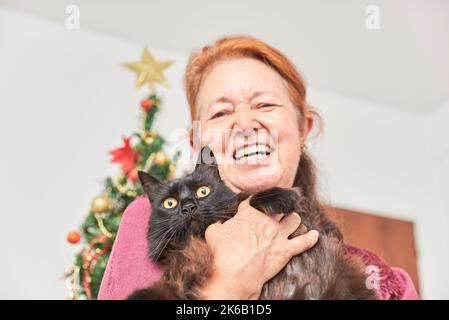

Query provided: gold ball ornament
[91,195,111,213]
[141,131,156,144]
[154,152,167,165]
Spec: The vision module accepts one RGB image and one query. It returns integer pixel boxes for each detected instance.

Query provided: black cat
[127,147,378,300]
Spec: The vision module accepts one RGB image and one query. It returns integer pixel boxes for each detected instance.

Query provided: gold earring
[300,144,308,152]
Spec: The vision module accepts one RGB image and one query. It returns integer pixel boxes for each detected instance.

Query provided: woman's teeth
[234,144,273,161]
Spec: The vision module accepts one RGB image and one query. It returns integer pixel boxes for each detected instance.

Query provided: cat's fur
[127,147,378,300]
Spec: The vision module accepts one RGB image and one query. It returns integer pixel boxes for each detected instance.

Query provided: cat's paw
[250,187,303,215]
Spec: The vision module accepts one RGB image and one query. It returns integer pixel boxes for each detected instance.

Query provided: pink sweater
[98,195,419,300]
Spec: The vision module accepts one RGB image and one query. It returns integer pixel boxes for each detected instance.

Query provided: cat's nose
[181,203,197,215]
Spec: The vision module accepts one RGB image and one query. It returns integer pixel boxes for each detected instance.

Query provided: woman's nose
[233,105,261,132]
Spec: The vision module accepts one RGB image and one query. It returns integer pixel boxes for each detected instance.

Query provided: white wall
[0,8,447,299]
[420,100,449,299]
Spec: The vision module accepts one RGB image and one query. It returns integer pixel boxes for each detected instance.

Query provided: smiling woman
[98,35,419,300]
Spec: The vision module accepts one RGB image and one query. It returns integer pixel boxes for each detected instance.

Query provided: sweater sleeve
[345,245,420,300]
[98,195,164,300]
[391,267,420,300]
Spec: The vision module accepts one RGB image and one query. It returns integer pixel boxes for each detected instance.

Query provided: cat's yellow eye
[162,197,178,209]
[196,185,211,198]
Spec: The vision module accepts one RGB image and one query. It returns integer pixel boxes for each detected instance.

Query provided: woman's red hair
[183,35,320,135]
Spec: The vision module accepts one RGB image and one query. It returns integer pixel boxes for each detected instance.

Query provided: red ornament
[128,167,139,182]
[67,231,81,244]
[140,99,153,112]
[109,137,140,174]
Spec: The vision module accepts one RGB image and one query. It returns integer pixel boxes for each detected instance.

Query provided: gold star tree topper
[122,48,173,94]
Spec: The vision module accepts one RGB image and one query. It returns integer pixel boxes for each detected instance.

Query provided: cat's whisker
[150,218,186,258]
[151,226,176,251]
[152,228,178,262]
[155,218,188,255]
[198,203,237,212]
[151,222,180,238]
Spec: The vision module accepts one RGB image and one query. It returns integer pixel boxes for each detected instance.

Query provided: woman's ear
[138,171,162,202]
[300,111,315,144]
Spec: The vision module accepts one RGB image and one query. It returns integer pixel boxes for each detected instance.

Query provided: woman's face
[194,58,312,193]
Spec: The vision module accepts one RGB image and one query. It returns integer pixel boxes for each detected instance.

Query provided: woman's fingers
[234,202,318,259]
[202,200,320,299]
[287,230,319,256]
[278,212,302,237]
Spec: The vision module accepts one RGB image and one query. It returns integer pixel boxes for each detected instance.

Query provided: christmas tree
[64,48,179,299]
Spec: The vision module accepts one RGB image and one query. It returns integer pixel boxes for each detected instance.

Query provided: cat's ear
[195,146,219,176]
[195,146,217,168]
[138,171,162,201]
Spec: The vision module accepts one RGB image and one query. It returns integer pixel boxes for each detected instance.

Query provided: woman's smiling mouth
[233,143,274,164]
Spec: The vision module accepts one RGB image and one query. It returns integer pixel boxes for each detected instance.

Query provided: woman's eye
[162,197,178,209]
[196,185,211,198]
[257,103,275,108]
[211,111,227,119]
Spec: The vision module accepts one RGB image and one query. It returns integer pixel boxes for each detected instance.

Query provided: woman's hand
[199,198,319,299]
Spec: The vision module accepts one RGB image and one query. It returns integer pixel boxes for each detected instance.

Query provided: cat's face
[139,147,236,262]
